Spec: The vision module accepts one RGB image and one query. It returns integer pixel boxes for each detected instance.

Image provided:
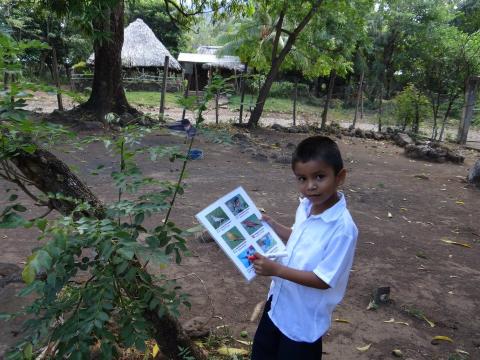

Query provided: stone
[182,316,210,338]
[394,133,414,147]
[252,152,269,162]
[275,155,291,164]
[232,133,250,143]
[271,123,287,131]
[468,159,480,188]
[373,132,384,141]
[404,142,464,164]
[285,142,296,149]
[354,128,365,138]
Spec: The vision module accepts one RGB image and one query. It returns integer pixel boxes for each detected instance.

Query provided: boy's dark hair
[291,136,344,175]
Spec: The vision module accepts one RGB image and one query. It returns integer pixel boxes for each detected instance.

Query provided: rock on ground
[468,159,480,187]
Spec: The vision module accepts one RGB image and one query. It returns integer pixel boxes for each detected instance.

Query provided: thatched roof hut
[87,19,181,71]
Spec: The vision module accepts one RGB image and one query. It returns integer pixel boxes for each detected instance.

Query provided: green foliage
[394,83,431,132]
[0,35,204,360]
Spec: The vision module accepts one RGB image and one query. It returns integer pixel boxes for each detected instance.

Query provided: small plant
[394,84,431,133]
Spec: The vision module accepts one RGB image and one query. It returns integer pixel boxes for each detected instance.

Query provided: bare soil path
[1,120,479,359]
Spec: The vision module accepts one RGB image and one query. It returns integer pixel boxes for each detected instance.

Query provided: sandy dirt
[1,113,480,360]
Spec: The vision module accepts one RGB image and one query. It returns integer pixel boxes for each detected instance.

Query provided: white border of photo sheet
[195,186,286,281]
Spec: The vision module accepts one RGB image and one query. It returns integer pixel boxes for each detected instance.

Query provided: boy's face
[293,160,346,214]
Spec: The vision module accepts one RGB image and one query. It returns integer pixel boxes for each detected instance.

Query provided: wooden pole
[293,77,298,126]
[159,56,169,120]
[239,63,248,124]
[457,76,480,144]
[360,83,364,120]
[194,63,199,105]
[377,85,384,133]
[181,73,191,121]
[352,70,364,128]
[51,47,64,111]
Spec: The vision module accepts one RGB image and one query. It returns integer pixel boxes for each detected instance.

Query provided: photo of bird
[241,214,263,235]
[210,215,227,225]
[226,195,248,215]
[222,227,246,250]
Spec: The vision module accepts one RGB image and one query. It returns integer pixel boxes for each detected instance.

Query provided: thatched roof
[87,19,181,71]
[178,46,245,72]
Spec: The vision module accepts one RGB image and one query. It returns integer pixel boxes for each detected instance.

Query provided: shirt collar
[300,192,346,223]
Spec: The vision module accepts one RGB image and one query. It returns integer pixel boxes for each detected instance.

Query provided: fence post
[159,55,169,121]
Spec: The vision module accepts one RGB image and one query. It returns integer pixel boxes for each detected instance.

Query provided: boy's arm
[262,214,292,242]
[252,253,329,290]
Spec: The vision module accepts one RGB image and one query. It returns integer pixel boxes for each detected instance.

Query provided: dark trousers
[251,297,323,360]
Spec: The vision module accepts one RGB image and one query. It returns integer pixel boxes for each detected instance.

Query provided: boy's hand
[261,214,275,227]
[251,252,281,277]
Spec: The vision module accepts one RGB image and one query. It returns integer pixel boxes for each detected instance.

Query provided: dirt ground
[1,102,480,359]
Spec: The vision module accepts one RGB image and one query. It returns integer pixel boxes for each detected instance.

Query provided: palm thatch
[87,19,181,71]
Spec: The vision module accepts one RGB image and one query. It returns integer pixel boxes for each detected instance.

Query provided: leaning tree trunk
[320,70,336,130]
[82,1,136,120]
[10,147,207,360]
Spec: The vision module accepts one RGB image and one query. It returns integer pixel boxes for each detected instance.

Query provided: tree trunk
[181,73,191,121]
[247,0,324,127]
[293,77,298,126]
[82,1,136,120]
[51,46,64,111]
[321,70,336,129]
[430,92,440,140]
[438,97,455,141]
[352,70,364,128]
[159,56,169,120]
[457,76,480,144]
[9,147,207,360]
[239,63,248,124]
[377,85,384,133]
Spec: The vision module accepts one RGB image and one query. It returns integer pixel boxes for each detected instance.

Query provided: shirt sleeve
[313,224,357,288]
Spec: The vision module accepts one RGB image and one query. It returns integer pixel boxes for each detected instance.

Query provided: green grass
[125,91,182,108]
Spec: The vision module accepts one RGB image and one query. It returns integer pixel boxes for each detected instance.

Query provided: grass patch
[125,91,182,108]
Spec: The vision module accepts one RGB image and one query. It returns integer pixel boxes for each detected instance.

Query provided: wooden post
[352,70,364,128]
[457,76,480,144]
[360,82,364,120]
[377,85,384,133]
[181,73,191,121]
[293,77,298,126]
[239,63,248,123]
[51,46,64,111]
[194,63,199,105]
[159,55,169,121]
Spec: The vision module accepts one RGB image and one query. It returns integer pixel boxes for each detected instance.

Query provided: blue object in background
[188,149,204,160]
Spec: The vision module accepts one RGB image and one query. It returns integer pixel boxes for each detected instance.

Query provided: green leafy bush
[394,83,431,133]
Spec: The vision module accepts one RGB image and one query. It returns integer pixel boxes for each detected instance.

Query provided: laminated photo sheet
[196,186,286,281]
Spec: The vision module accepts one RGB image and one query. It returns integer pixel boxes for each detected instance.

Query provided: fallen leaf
[152,344,160,358]
[356,343,372,352]
[431,335,453,345]
[258,208,266,213]
[388,212,393,218]
[250,301,264,322]
[334,318,350,324]
[374,216,381,220]
[441,239,472,248]
[235,339,252,346]
[366,300,378,310]
[383,318,395,323]
[392,349,403,357]
[455,349,469,356]
[422,315,435,328]
[348,188,357,192]
[395,321,409,326]
[217,346,249,356]
[414,174,429,180]
[455,200,464,205]
[365,241,375,245]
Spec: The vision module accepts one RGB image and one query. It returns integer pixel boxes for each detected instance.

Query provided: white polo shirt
[267,192,358,342]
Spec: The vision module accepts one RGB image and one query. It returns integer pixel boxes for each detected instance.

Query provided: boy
[251,135,358,360]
